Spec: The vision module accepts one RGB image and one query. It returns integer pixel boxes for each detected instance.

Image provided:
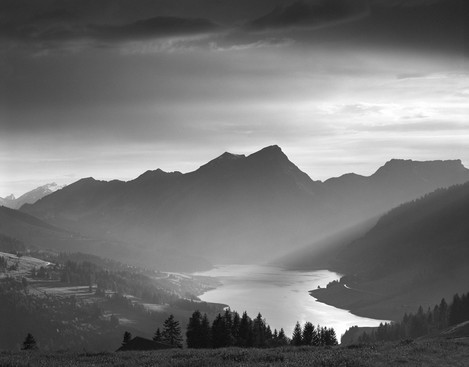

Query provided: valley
[0,250,224,351]
[304,182,469,321]
[2,0,468,363]
[1,147,468,352]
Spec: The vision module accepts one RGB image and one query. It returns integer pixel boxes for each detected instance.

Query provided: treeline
[358,291,469,342]
[0,278,118,351]
[0,256,7,271]
[130,310,338,350]
[59,260,181,305]
[0,233,25,254]
[184,309,337,349]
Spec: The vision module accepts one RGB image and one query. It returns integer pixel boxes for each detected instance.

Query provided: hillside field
[1,339,468,367]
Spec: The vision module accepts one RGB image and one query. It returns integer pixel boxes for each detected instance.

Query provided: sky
[1,0,468,197]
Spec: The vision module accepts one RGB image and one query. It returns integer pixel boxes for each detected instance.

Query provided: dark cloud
[0,0,466,55]
[246,0,370,31]
[1,10,219,46]
[91,17,219,42]
[371,0,444,7]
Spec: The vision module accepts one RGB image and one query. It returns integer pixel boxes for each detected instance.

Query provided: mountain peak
[218,151,245,161]
[248,145,294,166]
[248,145,289,162]
[132,168,182,183]
[374,159,467,177]
[198,151,246,171]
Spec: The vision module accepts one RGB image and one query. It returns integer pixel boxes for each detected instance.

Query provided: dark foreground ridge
[1,339,468,367]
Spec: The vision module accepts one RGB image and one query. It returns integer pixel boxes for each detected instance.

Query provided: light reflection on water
[194,264,388,340]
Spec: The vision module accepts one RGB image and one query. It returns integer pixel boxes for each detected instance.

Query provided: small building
[116,336,177,351]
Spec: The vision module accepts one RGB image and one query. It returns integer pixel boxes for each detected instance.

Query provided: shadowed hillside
[0,206,210,272]
[308,182,469,321]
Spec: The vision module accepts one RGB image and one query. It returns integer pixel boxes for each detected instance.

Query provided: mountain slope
[21,146,329,263]
[0,183,65,210]
[324,159,469,223]
[309,182,469,321]
[20,146,469,266]
[0,206,210,271]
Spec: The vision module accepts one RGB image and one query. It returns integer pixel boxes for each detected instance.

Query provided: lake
[194,264,388,340]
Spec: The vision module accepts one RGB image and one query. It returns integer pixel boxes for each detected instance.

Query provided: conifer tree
[223,309,234,346]
[153,328,162,342]
[22,333,37,350]
[438,298,448,329]
[122,331,132,347]
[186,310,202,348]
[449,293,463,325]
[324,327,338,346]
[277,328,289,346]
[231,311,240,342]
[302,322,316,346]
[252,313,266,347]
[291,321,302,346]
[211,314,227,348]
[271,329,279,346]
[162,314,183,348]
[238,311,252,347]
[265,325,273,344]
[200,313,212,348]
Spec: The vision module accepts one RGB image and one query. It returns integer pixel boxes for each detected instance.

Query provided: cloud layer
[1,0,468,197]
[1,0,464,53]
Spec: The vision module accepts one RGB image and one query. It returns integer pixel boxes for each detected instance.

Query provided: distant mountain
[0,206,210,271]
[308,182,469,321]
[21,146,469,267]
[323,159,469,224]
[0,194,16,208]
[21,146,329,263]
[0,183,65,209]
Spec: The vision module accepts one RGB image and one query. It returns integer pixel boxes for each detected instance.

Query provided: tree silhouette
[200,313,212,348]
[252,313,266,347]
[356,291,469,343]
[302,322,316,346]
[186,310,202,348]
[211,313,231,348]
[22,333,37,350]
[277,328,289,346]
[122,331,132,347]
[291,321,302,346]
[162,314,182,348]
[237,311,252,347]
[153,327,162,342]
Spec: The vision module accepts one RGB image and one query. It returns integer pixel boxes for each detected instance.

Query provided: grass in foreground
[1,339,468,367]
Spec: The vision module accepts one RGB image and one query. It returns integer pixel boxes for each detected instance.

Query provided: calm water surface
[194,264,388,340]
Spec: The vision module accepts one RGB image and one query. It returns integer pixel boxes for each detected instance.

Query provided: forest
[348,291,469,343]
[120,309,338,350]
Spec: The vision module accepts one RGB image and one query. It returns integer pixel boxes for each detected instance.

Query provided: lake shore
[310,283,401,322]
[195,265,389,338]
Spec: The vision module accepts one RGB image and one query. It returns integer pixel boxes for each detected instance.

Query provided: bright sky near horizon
[1,0,468,197]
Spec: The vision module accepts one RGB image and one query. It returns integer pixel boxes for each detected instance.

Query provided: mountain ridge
[20,146,469,268]
[0,183,66,210]
[305,181,469,321]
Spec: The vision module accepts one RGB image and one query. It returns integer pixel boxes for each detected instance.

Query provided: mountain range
[305,181,469,320]
[19,146,469,269]
[0,183,65,210]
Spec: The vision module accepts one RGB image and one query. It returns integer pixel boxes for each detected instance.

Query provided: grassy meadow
[1,339,468,367]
